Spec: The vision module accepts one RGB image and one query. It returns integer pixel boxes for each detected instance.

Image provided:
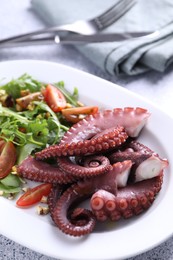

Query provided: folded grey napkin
[31,0,173,76]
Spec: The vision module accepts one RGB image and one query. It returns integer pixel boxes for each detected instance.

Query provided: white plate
[0,60,172,260]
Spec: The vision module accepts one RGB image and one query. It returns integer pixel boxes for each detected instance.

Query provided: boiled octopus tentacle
[35,107,150,160]
[60,107,150,142]
[50,161,131,236]
[52,183,96,236]
[47,184,66,221]
[47,185,92,227]
[109,140,168,182]
[17,156,77,184]
[109,140,155,165]
[57,155,111,178]
[35,125,128,160]
[91,173,163,221]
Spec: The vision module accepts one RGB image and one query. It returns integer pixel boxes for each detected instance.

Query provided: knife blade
[0,32,157,48]
[55,31,157,44]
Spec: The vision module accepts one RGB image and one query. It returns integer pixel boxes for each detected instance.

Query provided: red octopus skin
[17,156,77,184]
[91,173,163,221]
[57,155,112,178]
[48,186,96,228]
[60,107,150,142]
[47,185,66,221]
[35,125,128,159]
[108,140,155,165]
[52,183,96,236]
[69,208,95,227]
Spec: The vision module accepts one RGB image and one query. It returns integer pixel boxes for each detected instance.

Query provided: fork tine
[97,0,136,29]
[97,0,132,20]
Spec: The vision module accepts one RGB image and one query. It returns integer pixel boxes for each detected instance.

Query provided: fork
[0,0,136,44]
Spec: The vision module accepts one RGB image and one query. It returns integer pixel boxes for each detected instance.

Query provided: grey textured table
[1,1,173,260]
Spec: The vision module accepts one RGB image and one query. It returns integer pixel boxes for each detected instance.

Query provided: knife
[0,32,157,48]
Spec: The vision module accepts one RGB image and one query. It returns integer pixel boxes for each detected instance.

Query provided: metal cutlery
[0,0,136,45]
[0,32,157,48]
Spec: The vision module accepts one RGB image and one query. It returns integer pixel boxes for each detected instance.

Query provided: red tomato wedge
[43,84,66,112]
[0,141,17,179]
[16,183,52,207]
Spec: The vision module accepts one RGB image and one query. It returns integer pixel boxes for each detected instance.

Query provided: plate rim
[0,59,172,260]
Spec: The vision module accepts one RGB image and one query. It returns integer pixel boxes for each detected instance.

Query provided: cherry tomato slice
[43,84,66,112]
[0,141,17,179]
[16,183,52,207]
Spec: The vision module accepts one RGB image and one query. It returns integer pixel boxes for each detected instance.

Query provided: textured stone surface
[0,1,173,259]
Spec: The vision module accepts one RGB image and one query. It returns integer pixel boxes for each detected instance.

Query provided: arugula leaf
[0,173,23,196]
[17,143,39,164]
[0,74,44,99]
[33,101,61,124]
[0,104,29,123]
[0,183,21,194]
[1,173,22,188]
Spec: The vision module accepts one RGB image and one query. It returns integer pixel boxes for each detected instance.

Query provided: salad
[0,74,98,202]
